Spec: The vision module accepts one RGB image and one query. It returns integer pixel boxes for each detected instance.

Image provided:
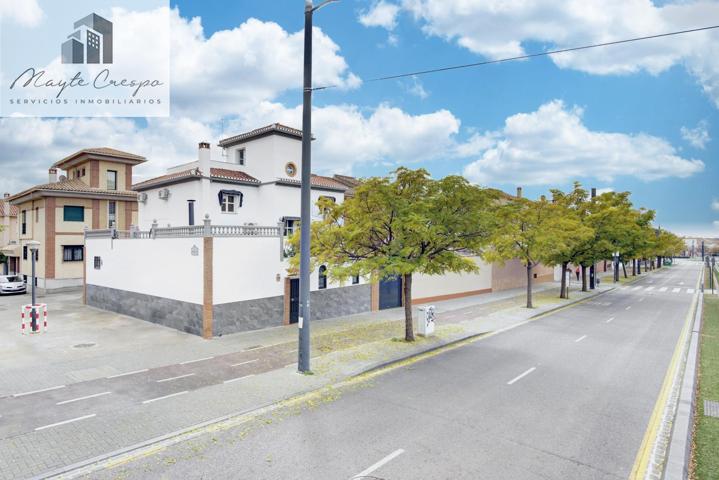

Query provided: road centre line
[507,367,536,385]
[142,391,188,405]
[179,356,214,365]
[107,369,148,379]
[157,373,195,383]
[13,385,66,398]
[575,335,587,343]
[231,359,258,367]
[606,317,615,323]
[56,391,111,405]
[351,449,405,479]
[35,414,96,431]
[223,374,255,384]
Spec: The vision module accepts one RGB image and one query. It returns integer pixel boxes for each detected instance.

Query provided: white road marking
[632,286,642,291]
[659,287,668,292]
[507,367,536,385]
[688,288,695,294]
[680,282,685,285]
[223,374,255,384]
[13,385,66,398]
[645,286,654,291]
[639,297,645,303]
[107,369,148,379]
[575,335,588,343]
[626,306,632,310]
[179,356,214,365]
[35,414,96,431]
[142,391,188,404]
[56,391,111,405]
[231,359,258,367]
[351,449,405,479]
[672,288,681,293]
[606,317,614,323]
[157,373,195,383]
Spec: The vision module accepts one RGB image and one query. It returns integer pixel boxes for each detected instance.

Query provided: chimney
[48,168,57,183]
[516,187,523,198]
[3,193,9,198]
[591,187,597,198]
[198,142,211,173]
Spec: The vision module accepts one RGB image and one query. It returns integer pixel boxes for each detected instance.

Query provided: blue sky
[1,0,717,236]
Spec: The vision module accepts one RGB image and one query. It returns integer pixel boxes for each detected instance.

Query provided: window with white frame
[235,148,245,166]
[221,194,237,213]
[318,265,327,289]
[283,217,300,237]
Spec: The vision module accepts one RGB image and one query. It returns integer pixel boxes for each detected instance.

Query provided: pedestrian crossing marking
[672,288,680,293]
[659,287,667,292]
[687,288,695,294]
[645,286,654,291]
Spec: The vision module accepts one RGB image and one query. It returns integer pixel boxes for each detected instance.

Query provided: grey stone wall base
[86,284,203,336]
[310,283,371,321]
[213,295,284,336]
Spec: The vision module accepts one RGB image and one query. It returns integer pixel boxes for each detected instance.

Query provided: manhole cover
[73,343,96,349]
[705,400,719,418]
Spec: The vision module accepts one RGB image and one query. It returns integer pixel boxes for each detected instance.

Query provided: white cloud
[169,10,359,120]
[681,120,710,149]
[404,76,429,99]
[398,0,719,107]
[595,187,614,195]
[226,102,461,174]
[462,100,704,185]
[0,0,43,27]
[712,199,719,211]
[359,1,401,30]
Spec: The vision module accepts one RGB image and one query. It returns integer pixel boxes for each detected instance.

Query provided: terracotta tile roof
[331,174,361,188]
[133,167,259,190]
[276,174,348,191]
[53,147,146,168]
[210,168,260,184]
[0,201,18,217]
[133,168,202,190]
[6,179,137,202]
[218,123,304,147]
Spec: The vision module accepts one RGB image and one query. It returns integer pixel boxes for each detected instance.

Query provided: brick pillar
[45,198,56,279]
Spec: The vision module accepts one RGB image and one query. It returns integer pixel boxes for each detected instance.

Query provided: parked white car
[0,275,26,295]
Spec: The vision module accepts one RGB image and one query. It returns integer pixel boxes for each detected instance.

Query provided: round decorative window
[285,162,297,177]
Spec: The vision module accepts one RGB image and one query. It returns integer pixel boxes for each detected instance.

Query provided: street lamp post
[613,251,620,283]
[298,0,338,373]
[26,240,40,332]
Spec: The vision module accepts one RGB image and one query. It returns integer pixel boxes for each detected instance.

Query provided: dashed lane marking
[507,367,537,385]
[157,373,195,383]
[351,449,405,479]
[223,374,255,384]
[179,357,214,365]
[231,359,258,367]
[107,369,148,379]
[35,414,96,431]
[56,391,111,405]
[575,335,588,343]
[13,385,66,398]
[142,391,188,405]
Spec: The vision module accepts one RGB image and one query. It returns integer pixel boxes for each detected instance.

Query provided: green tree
[296,168,498,342]
[484,194,582,308]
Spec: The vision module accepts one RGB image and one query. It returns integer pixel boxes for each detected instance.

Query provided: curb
[35,284,614,480]
[663,293,704,479]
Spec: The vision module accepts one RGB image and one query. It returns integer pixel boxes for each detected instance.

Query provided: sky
[0,0,718,236]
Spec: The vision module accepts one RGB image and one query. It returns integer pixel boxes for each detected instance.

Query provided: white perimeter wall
[412,256,493,299]
[86,237,204,304]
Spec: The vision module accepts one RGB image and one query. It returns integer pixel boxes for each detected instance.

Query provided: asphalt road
[88,261,701,480]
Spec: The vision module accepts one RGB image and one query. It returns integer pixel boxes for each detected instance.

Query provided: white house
[133,124,353,235]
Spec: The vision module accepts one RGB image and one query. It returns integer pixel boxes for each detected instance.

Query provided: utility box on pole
[417,305,436,337]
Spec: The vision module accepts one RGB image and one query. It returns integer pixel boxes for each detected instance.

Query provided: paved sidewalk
[0,275,628,480]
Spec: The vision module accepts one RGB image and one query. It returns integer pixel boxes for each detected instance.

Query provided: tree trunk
[603,260,607,272]
[403,273,415,342]
[632,259,636,276]
[581,265,588,292]
[622,260,628,278]
[637,259,641,274]
[560,261,569,299]
[526,263,534,308]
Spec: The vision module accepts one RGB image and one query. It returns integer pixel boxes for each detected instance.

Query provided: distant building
[0,194,19,275]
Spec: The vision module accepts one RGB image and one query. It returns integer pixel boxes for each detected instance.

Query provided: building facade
[0,194,19,275]
[7,148,144,291]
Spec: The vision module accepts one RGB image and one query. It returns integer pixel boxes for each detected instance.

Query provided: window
[21,210,26,234]
[221,194,236,213]
[108,201,116,228]
[107,170,117,190]
[63,246,83,262]
[285,162,297,177]
[283,217,299,237]
[22,246,27,260]
[93,256,102,270]
[63,206,84,222]
[35,207,39,223]
[188,200,195,226]
[318,196,337,216]
[352,275,360,285]
[318,265,327,289]
[235,149,245,166]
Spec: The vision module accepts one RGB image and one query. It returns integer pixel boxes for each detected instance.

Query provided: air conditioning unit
[138,192,148,203]
[158,188,170,200]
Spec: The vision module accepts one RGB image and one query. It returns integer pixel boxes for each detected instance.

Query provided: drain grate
[73,343,96,349]
[705,400,719,418]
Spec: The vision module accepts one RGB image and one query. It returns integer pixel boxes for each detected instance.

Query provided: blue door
[379,277,403,310]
